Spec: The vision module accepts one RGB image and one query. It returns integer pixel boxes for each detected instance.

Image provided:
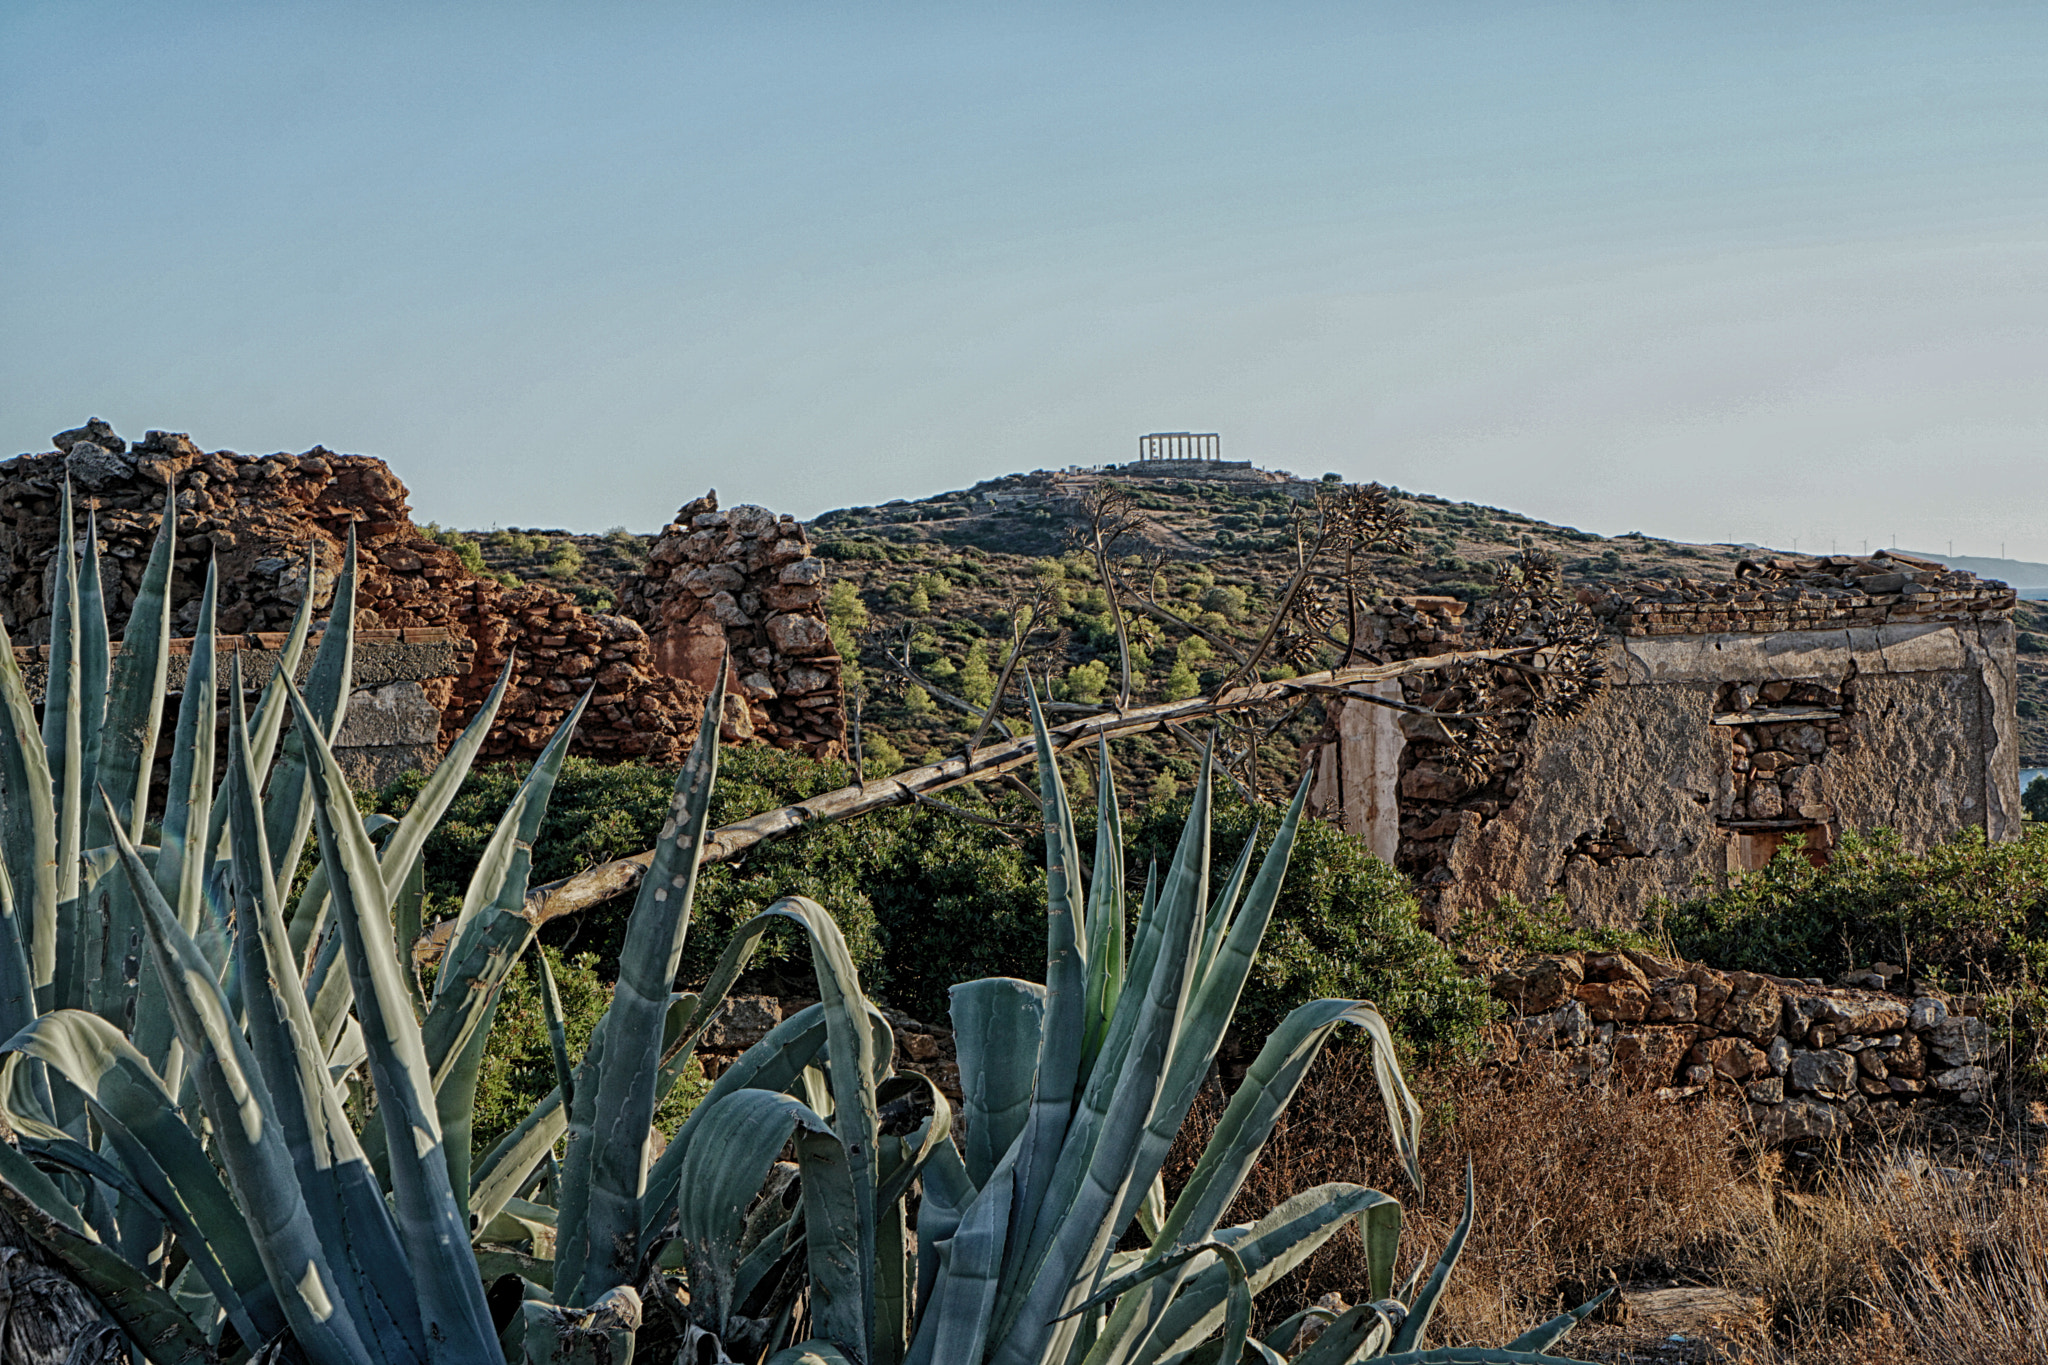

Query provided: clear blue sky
[4,3,2045,557]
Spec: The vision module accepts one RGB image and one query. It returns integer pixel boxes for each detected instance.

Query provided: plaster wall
[1430,619,2019,928]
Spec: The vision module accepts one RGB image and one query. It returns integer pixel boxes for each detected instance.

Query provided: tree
[2026,774,2048,822]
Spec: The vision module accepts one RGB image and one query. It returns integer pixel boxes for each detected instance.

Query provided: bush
[1658,826,2048,1008]
[379,754,1490,1053]
[2028,775,2048,822]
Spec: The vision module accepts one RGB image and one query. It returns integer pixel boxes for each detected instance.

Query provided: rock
[1930,1065,1991,1095]
[1612,1027,1696,1086]
[1645,980,1697,1023]
[1927,1015,1990,1068]
[1514,999,1593,1049]
[1746,1076,1785,1104]
[1586,953,1651,988]
[765,612,833,656]
[63,441,136,492]
[1787,1048,1856,1098]
[52,417,125,454]
[1823,995,1908,1036]
[1495,956,1583,1013]
[703,994,782,1051]
[1909,996,1949,1031]
[1766,1036,1792,1075]
[1752,1097,1847,1144]
[1887,1032,1927,1079]
[1576,980,1648,1023]
[1690,1036,1767,1081]
[1685,966,1732,1024]
[1722,979,1784,1042]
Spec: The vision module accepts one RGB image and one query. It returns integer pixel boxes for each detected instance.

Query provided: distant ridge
[1911,552,2048,593]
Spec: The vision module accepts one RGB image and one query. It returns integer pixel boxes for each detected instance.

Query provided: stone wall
[1491,949,1998,1144]
[1304,555,2019,931]
[615,492,846,756]
[0,420,736,769]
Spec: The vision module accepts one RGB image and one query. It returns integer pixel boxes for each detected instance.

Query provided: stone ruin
[615,491,846,758]
[0,420,846,777]
[1490,948,1996,1144]
[1307,553,2018,930]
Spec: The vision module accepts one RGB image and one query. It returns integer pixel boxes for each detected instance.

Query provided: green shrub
[2028,775,2048,823]
[1453,892,1650,957]
[1657,825,2048,994]
[380,755,1490,1054]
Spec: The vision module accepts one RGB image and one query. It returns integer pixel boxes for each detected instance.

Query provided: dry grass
[1166,1046,2048,1363]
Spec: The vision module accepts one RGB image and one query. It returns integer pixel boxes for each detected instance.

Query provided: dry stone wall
[615,491,846,757]
[0,420,756,768]
[1491,949,1998,1144]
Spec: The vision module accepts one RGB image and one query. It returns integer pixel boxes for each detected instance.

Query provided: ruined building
[1307,554,2018,928]
[1,421,846,783]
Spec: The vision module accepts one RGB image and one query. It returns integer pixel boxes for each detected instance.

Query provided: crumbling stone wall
[615,492,846,757]
[1492,949,1997,1144]
[1305,556,2018,932]
[0,420,731,766]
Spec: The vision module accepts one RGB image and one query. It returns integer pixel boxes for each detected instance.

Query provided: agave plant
[0,485,1603,1365]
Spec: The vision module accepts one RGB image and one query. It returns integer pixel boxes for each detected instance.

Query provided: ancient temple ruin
[1307,553,2018,928]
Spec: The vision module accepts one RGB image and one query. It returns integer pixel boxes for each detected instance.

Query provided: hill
[460,462,2048,771]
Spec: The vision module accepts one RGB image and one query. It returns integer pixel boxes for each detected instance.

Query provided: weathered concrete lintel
[9,627,472,701]
[1612,622,1983,686]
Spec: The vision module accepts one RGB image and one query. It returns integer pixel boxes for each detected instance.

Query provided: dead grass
[1167,1046,2048,1363]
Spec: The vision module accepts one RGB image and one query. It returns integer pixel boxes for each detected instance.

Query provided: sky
[4,2,2045,557]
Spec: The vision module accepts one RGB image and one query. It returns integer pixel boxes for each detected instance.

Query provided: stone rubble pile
[1491,949,1996,1144]
[1,420,730,766]
[1715,678,1851,827]
[615,491,846,757]
[1590,551,2013,637]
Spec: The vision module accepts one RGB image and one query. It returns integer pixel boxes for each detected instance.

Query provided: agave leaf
[765,1345,860,1365]
[1504,1287,1614,1355]
[1286,1302,1396,1365]
[1390,1162,1477,1355]
[902,1146,1016,1365]
[258,534,357,901]
[105,792,379,1365]
[0,1141,216,1365]
[1192,819,1258,989]
[1007,684,1087,1251]
[639,1003,831,1247]
[1365,1198,1403,1305]
[83,495,175,852]
[948,976,1044,1188]
[378,653,517,904]
[440,688,588,992]
[1059,1238,1251,1365]
[671,1086,833,1338]
[421,691,589,1203]
[537,948,577,1110]
[1108,779,1315,1250]
[72,507,109,845]
[0,612,53,1038]
[284,676,502,1360]
[225,696,428,1361]
[3,1008,284,1346]
[556,675,725,1307]
[1120,1184,1394,1365]
[1080,741,1126,1077]
[132,560,220,1088]
[469,1086,570,1234]
[988,749,1215,1365]
[40,481,83,961]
